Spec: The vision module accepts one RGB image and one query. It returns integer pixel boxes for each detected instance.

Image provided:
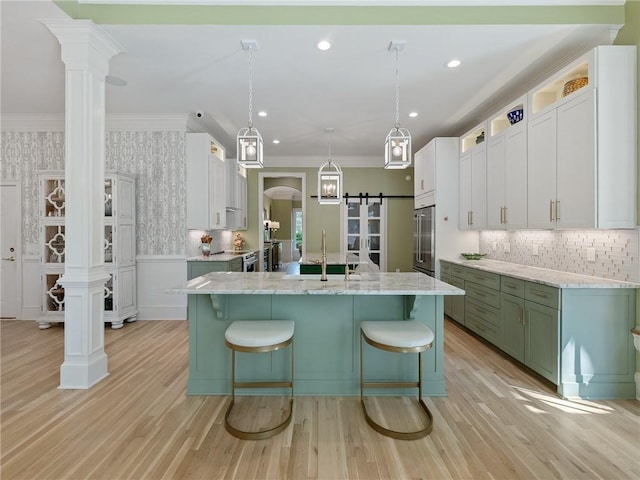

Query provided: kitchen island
[169,271,464,396]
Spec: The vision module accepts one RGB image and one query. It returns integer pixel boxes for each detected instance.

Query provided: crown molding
[0,115,65,132]
[1,113,193,132]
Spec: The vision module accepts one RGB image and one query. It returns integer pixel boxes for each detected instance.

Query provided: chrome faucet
[321,229,327,281]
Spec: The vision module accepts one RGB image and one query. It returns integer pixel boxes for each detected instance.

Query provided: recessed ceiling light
[272,139,280,144]
[258,111,267,117]
[316,40,331,51]
[447,59,461,69]
[409,112,418,118]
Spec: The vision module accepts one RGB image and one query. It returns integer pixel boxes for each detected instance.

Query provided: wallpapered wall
[0,130,187,257]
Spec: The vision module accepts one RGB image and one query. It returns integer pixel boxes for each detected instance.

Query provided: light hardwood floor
[1,318,638,479]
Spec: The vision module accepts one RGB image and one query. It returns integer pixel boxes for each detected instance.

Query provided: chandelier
[384,41,412,169]
[237,40,263,168]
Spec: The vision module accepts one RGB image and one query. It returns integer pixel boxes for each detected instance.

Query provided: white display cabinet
[527,45,636,229]
[38,171,137,329]
[458,122,487,230]
[225,156,248,230]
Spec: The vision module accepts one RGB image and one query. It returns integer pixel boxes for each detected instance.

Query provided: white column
[43,19,124,389]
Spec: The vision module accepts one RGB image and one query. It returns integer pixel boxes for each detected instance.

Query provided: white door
[344,197,386,271]
[486,134,506,230]
[458,151,472,230]
[504,123,528,229]
[470,146,487,229]
[556,90,596,229]
[1,184,19,317]
[527,110,557,229]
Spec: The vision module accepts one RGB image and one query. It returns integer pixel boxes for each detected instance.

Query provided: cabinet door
[486,135,506,229]
[458,152,472,230]
[210,156,227,229]
[470,146,487,229]
[556,90,596,229]
[449,275,466,325]
[527,111,557,229]
[504,123,528,229]
[501,292,525,362]
[525,300,559,384]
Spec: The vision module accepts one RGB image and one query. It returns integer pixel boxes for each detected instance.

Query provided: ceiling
[0,1,623,166]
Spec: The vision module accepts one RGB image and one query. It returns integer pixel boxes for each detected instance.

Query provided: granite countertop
[168,271,465,296]
[441,258,639,289]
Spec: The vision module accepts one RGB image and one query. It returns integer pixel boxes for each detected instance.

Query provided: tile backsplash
[480,229,640,282]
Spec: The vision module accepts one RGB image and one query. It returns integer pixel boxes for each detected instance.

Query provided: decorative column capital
[42,19,124,71]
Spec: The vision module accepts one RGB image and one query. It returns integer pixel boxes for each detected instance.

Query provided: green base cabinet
[501,292,525,363]
[440,260,637,399]
[187,257,242,280]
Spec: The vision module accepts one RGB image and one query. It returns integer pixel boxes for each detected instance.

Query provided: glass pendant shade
[384,126,412,169]
[318,160,342,205]
[237,126,263,168]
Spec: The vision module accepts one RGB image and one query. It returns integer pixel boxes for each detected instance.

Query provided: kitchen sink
[282,273,362,281]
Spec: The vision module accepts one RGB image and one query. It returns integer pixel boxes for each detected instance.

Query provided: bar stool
[360,320,434,440]
[224,320,294,440]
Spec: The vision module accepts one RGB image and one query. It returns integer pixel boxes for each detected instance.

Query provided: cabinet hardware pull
[556,200,560,221]
[519,306,525,325]
[421,179,424,190]
[549,200,554,221]
[470,211,473,225]
[532,291,548,298]
[505,284,516,289]
[503,206,507,224]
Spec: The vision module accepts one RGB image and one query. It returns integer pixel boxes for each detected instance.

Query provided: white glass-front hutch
[38,171,137,329]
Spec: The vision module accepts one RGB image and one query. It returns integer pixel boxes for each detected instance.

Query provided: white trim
[0,115,65,132]
[258,172,306,271]
[265,155,383,168]
[106,114,191,131]
[1,114,193,132]
[78,1,626,6]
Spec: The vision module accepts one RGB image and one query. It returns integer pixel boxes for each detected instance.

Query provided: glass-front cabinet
[343,197,386,271]
[38,171,137,330]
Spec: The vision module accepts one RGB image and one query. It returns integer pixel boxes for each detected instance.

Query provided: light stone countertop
[441,258,640,289]
[169,271,465,296]
[187,250,258,262]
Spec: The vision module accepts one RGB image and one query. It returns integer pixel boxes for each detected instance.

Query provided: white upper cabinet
[527,45,636,229]
[486,97,528,230]
[186,133,227,230]
[459,123,487,230]
[414,140,436,208]
[225,157,248,230]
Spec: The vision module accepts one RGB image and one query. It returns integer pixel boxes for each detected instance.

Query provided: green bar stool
[224,320,294,440]
[360,320,434,440]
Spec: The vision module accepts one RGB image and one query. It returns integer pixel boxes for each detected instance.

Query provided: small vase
[201,242,211,257]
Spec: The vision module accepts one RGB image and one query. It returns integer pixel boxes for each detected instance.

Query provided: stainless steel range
[240,251,257,272]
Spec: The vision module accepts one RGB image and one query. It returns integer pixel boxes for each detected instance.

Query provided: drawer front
[465,282,500,309]
[451,264,467,278]
[466,298,501,328]
[501,276,525,297]
[440,261,452,276]
[465,268,500,290]
[525,282,559,309]
[465,314,502,345]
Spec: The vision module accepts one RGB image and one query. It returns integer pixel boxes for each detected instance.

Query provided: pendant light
[318,128,343,205]
[237,40,263,168]
[384,41,412,169]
